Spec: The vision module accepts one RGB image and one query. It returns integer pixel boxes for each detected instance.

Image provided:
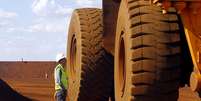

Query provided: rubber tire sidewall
[67,11,82,101]
[114,1,132,101]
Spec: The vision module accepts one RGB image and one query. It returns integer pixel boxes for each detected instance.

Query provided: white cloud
[0,20,11,26]
[0,18,70,33]
[75,0,102,8]
[0,20,16,32]
[32,0,48,16]
[0,9,18,32]
[28,23,60,32]
[55,7,73,16]
[6,28,16,32]
[31,0,72,17]
[76,0,93,6]
[30,0,101,33]
[0,9,18,19]
[0,0,102,60]
[27,21,68,33]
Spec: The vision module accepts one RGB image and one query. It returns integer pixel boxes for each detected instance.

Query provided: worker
[54,53,68,101]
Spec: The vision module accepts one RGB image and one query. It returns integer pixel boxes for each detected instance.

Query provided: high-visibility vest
[54,64,68,90]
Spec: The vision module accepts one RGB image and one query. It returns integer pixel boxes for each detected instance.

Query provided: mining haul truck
[66,0,201,101]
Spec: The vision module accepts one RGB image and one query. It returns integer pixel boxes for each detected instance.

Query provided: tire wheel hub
[118,34,126,97]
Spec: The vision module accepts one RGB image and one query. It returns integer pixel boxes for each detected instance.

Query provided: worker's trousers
[56,89,67,101]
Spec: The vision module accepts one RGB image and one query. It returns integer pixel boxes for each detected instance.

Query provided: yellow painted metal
[146,0,201,92]
[183,28,200,73]
[173,1,201,92]
[183,24,201,92]
[157,0,201,92]
[190,72,201,91]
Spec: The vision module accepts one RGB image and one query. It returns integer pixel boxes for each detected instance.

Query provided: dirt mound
[0,79,32,101]
[0,61,56,101]
[0,61,56,80]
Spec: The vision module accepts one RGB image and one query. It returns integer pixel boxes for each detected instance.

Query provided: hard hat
[56,53,65,62]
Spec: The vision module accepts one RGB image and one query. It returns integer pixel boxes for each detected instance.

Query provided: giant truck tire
[114,0,181,101]
[67,8,113,101]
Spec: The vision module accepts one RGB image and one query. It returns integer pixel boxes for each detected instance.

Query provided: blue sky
[0,0,101,61]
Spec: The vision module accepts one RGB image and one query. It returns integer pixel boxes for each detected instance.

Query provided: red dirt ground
[0,61,200,101]
[0,61,56,101]
[2,78,54,101]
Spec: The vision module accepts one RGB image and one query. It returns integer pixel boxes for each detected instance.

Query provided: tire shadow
[0,79,34,101]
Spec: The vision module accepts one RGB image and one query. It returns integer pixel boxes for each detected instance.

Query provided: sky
[0,0,102,61]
